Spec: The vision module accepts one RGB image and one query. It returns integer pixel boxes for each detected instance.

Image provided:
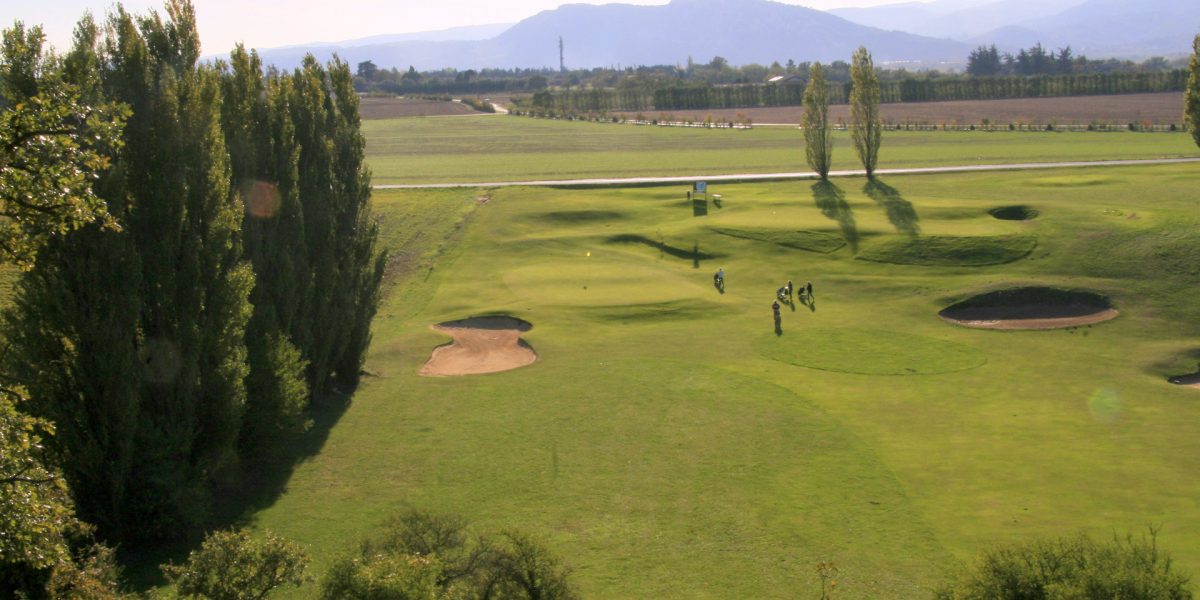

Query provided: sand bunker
[989,205,1039,221]
[939,287,1117,330]
[1168,373,1200,389]
[420,316,537,377]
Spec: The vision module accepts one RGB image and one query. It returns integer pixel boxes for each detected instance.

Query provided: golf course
[246,115,1200,597]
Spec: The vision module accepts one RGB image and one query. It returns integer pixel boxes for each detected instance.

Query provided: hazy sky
[6,0,913,55]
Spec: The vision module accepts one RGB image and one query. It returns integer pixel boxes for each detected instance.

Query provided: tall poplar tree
[802,62,832,179]
[849,46,882,178]
[217,46,383,455]
[219,46,310,457]
[1186,34,1200,149]
[4,1,253,541]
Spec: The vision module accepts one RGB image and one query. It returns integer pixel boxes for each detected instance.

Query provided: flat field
[360,96,482,119]
[614,92,1187,126]
[364,116,1198,184]
[252,163,1200,597]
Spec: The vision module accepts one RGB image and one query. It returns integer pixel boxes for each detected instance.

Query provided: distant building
[766,74,804,84]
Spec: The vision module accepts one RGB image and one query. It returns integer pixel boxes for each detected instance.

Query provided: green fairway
[364,116,1199,184]
[250,164,1200,598]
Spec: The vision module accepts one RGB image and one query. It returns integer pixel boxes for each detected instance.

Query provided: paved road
[373,157,1200,190]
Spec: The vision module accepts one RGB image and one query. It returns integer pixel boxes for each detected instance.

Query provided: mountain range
[254,0,967,71]
[832,0,1199,58]
[250,0,1198,72]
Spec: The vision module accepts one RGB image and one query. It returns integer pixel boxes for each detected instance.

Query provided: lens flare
[242,179,281,219]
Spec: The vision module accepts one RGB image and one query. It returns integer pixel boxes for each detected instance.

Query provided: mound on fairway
[709,227,846,253]
[989,205,1039,221]
[420,316,536,377]
[534,209,627,224]
[858,234,1036,266]
[939,287,1118,330]
[754,327,986,375]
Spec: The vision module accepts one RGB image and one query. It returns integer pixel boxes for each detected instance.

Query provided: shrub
[162,529,310,600]
[320,509,577,600]
[934,529,1192,600]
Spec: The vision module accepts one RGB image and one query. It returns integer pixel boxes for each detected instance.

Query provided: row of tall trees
[1,0,384,553]
[528,70,1188,114]
[803,47,882,179]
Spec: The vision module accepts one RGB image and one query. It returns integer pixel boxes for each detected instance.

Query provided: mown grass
[250,164,1200,598]
[364,116,1199,184]
[857,234,1037,266]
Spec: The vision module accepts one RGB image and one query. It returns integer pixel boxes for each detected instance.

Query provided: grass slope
[250,164,1200,598]
[364,116,1198,184]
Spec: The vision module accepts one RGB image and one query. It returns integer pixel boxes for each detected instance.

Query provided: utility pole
[559,36,565,72]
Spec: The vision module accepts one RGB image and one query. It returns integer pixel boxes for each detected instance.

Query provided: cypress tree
[4,0,253,541]
[1186,35,1200,149]
[218,46,310,457]
[850,46,882,178]
[284,56,384,400]
[802,62,832,179]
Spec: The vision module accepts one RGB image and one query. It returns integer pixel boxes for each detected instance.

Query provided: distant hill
[831,0,1198,58]
[974,0,1200,57]
[252,0,967,71]
[831,0,1084,40]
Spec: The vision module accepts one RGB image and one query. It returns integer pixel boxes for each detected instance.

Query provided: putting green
[504,259,708,307]
[754,327,987,375]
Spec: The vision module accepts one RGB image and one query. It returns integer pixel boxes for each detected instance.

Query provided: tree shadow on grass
[812,180,858,253]
[864,178,920,236]
[606,234,725,266]
[120,389,354,591]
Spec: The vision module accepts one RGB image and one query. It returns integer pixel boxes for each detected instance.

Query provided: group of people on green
[712,268,813,321]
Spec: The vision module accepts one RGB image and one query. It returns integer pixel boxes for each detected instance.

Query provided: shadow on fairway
[864,178,920,236]
[812,180,859,253]
[122,389,354,590]
[606,234,725,265]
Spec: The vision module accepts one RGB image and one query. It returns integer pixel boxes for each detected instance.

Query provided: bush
[320,509,577,600]
[935,529,1192,600]
[162,529,310,600]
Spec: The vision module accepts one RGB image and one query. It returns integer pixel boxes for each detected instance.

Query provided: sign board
[693,181,707,193]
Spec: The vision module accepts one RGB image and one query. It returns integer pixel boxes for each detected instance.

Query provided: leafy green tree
[935,529,1192,599]
[4,0,254,541]
[0,396,74,591]
[162,529,310,600]
[356,59,378,82]
[966,45,1002,77]
[0,20,129,599]
[802,62,832,179]
[0,23,124,269]
[1187,34,1200,149]
[320,510,577,600]
[849,46,882,178]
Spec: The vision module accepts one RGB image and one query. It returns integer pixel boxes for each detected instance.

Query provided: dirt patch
[420,316,536,376]
[989,205,1039,221]
[615,92,1184,126]
[939,287,1117,330]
